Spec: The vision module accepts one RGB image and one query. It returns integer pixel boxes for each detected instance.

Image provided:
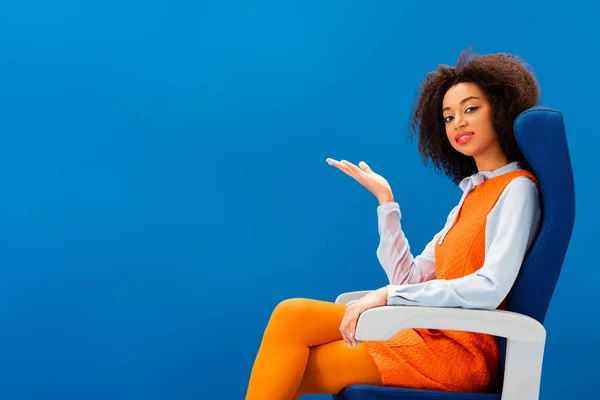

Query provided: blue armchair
[333,107,575,400]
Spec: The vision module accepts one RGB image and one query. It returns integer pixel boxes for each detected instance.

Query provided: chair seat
[333,385,501,400]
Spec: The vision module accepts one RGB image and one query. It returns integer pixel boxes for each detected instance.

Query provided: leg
[293,338,382,398]
[245,298,381,400]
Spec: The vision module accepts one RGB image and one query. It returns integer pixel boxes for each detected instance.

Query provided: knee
[269,298,312,326]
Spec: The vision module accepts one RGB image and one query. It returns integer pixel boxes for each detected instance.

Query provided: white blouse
[378,161,542,309]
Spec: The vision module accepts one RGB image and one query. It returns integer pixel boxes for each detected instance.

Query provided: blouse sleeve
[386,177,542,309]
[376,201,460,285]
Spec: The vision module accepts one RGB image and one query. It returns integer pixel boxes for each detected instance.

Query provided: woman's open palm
[326,158,393,202]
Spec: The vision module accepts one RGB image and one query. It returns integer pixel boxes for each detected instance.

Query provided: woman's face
[442,82,501,160]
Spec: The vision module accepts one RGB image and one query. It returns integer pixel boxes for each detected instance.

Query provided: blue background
[0,1,598,399]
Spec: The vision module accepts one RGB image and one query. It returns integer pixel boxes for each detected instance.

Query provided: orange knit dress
[364,169,539,392]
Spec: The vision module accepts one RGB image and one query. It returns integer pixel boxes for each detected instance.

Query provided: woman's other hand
[339,287,389,347]
[326,159,394,205]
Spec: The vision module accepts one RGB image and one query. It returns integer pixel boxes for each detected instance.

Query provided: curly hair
[409,47,541,185]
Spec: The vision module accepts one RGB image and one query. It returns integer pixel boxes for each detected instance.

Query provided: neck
[474,147,510,173]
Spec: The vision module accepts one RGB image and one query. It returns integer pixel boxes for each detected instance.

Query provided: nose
[454,115,467,130]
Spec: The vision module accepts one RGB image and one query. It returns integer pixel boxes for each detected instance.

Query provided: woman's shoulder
[504,174,540,195]
[495,174,541,211]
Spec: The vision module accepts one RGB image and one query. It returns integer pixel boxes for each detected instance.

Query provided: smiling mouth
[455,131,474,142]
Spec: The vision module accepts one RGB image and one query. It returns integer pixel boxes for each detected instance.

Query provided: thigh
[268,298,347,346]
[295,339,382,397]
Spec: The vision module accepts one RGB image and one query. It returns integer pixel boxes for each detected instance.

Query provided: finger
[342,308,357,347]
[327,159,360,180]
[349,327,358,347]
[326,158,346,171]
[345,331,354,347]
[340,160,364,177]
[358,161,372,173]
[339,321,350,347]
[341,317,356,347]
[341,315,357,347]
[349,316,360,347]
[347,330,355,347]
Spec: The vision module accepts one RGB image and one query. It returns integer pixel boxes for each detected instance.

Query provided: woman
[245,48,542,399]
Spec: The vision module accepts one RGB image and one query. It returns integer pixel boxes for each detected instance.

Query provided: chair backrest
[499,106,576,371]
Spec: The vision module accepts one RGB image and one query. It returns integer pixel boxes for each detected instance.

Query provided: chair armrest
[354,305,545,400]
[355,305,545,341]
[335,290,373,305]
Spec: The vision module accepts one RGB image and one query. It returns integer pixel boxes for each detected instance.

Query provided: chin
[453,146,477,157]
[460,150,478,157]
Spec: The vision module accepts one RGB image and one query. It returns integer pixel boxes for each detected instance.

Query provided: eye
[443,115,453,123]
[465,106,479,113]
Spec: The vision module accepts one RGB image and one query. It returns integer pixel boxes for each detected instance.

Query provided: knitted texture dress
[364,169,539,392]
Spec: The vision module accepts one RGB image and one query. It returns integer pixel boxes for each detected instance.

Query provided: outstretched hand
[326,158,394,204]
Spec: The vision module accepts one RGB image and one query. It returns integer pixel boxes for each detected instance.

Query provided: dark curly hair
[409,47,541,185]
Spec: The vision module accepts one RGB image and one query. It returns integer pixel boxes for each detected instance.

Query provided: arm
[387,177,541,309]
[376,201,459,285]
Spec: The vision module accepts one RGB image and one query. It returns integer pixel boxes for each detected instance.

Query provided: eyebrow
[442,96,481,112]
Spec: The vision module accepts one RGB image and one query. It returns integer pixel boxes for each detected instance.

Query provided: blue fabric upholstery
[333,107,575,400]
[333,385,500,400]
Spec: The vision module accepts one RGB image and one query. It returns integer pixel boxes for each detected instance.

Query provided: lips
[455,131,474,142]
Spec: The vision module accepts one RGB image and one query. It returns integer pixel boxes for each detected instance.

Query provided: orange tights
[245,298,382,399]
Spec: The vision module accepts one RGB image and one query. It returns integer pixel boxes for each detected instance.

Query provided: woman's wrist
[378,193,394,205]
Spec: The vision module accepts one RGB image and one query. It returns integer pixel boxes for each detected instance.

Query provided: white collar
[459,161,523,193]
